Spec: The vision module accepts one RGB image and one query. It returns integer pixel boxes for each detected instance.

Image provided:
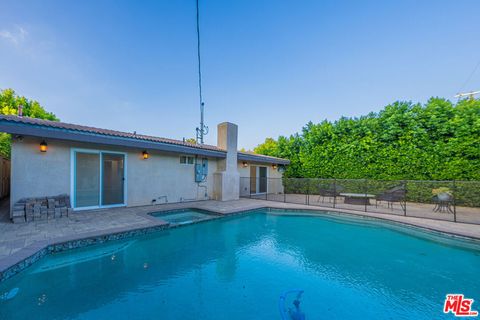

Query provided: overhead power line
[457,57,480,95]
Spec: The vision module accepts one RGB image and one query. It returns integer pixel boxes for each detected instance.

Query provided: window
[180,155,195,165]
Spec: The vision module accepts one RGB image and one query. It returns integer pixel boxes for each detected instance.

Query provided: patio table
[340,193,376,205]
[433,193,454,214]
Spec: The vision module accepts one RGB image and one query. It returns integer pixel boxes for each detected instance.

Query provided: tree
[253,138,278,156]
[254,98,480,180]
[184,138,197,144]
[0,89,59,158]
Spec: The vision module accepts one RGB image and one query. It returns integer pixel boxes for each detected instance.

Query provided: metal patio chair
[375,185,406,210]
[317,184,344,203]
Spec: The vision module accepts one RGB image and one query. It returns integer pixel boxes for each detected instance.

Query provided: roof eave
[237,152,290,165]
[0,120,227,158]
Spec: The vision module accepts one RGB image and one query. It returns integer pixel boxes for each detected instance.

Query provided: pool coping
[1,204,479,283]
[265,208,480,246]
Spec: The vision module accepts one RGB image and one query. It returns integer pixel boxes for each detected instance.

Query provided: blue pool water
[0,210,479,319]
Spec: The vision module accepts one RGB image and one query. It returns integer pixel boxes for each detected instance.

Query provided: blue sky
[0,0,479,149]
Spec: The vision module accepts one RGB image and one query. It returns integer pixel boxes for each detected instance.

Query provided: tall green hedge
[255,97,480,181]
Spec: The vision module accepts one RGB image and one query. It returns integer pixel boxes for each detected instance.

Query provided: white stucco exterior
[11,137,71,206]
[10,137,219,214]
[10,134,285,216]
[238,162,284,196]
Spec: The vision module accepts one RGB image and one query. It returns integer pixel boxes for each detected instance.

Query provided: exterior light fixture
[272,164,278,170]
[242,161,248,168]
[40,140,48,152]
[142,150,149,160]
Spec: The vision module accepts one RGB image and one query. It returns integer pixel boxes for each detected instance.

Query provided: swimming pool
[0,209,479,319]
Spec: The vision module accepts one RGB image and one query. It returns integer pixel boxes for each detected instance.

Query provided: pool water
[150,209,213,225]
[0,210,479,319]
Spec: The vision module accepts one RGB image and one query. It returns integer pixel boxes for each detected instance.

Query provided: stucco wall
[11,137,218,213]
[127,150,217,206]
[237,162,284,195]
[10,136,286,215]
[11,137,71,215]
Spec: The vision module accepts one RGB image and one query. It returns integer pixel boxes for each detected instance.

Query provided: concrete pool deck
[1,198,479,281]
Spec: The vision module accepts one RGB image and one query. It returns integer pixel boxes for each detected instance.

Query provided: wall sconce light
[272,164,278,170]
[40,140,48,152]
[242,161,248,168]
[142,150,149,159]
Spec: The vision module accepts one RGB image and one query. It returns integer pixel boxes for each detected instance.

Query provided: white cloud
[0,26,28,45]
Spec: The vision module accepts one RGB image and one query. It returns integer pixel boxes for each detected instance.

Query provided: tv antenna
[195,0,208,144]
[454,90,480,100]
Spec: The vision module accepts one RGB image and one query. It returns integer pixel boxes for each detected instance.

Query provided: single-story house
[0,115,289,222]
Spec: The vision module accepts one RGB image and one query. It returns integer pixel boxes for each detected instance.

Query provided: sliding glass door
[250,166,257,194]
[250,166,267,194]
[258,166,267,193]
[73,150,126,209]
[102,153,125,206]
[75,152,100,207]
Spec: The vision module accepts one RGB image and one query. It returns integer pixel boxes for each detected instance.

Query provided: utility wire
[458,57,480,94]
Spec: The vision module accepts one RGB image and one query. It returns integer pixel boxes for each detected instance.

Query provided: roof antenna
[195,0,208,144]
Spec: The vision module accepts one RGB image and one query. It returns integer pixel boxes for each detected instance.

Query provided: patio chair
[317,184,344,203]
[375,185,406,210]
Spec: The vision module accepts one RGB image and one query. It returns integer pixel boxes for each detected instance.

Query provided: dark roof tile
[0,115,223,152]
[0,115,289,164]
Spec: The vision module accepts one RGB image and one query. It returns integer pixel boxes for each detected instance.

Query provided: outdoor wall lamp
[142,150,149,160]
[40,140,48,152]
[272,164,278,170]
[242,161,248,168]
